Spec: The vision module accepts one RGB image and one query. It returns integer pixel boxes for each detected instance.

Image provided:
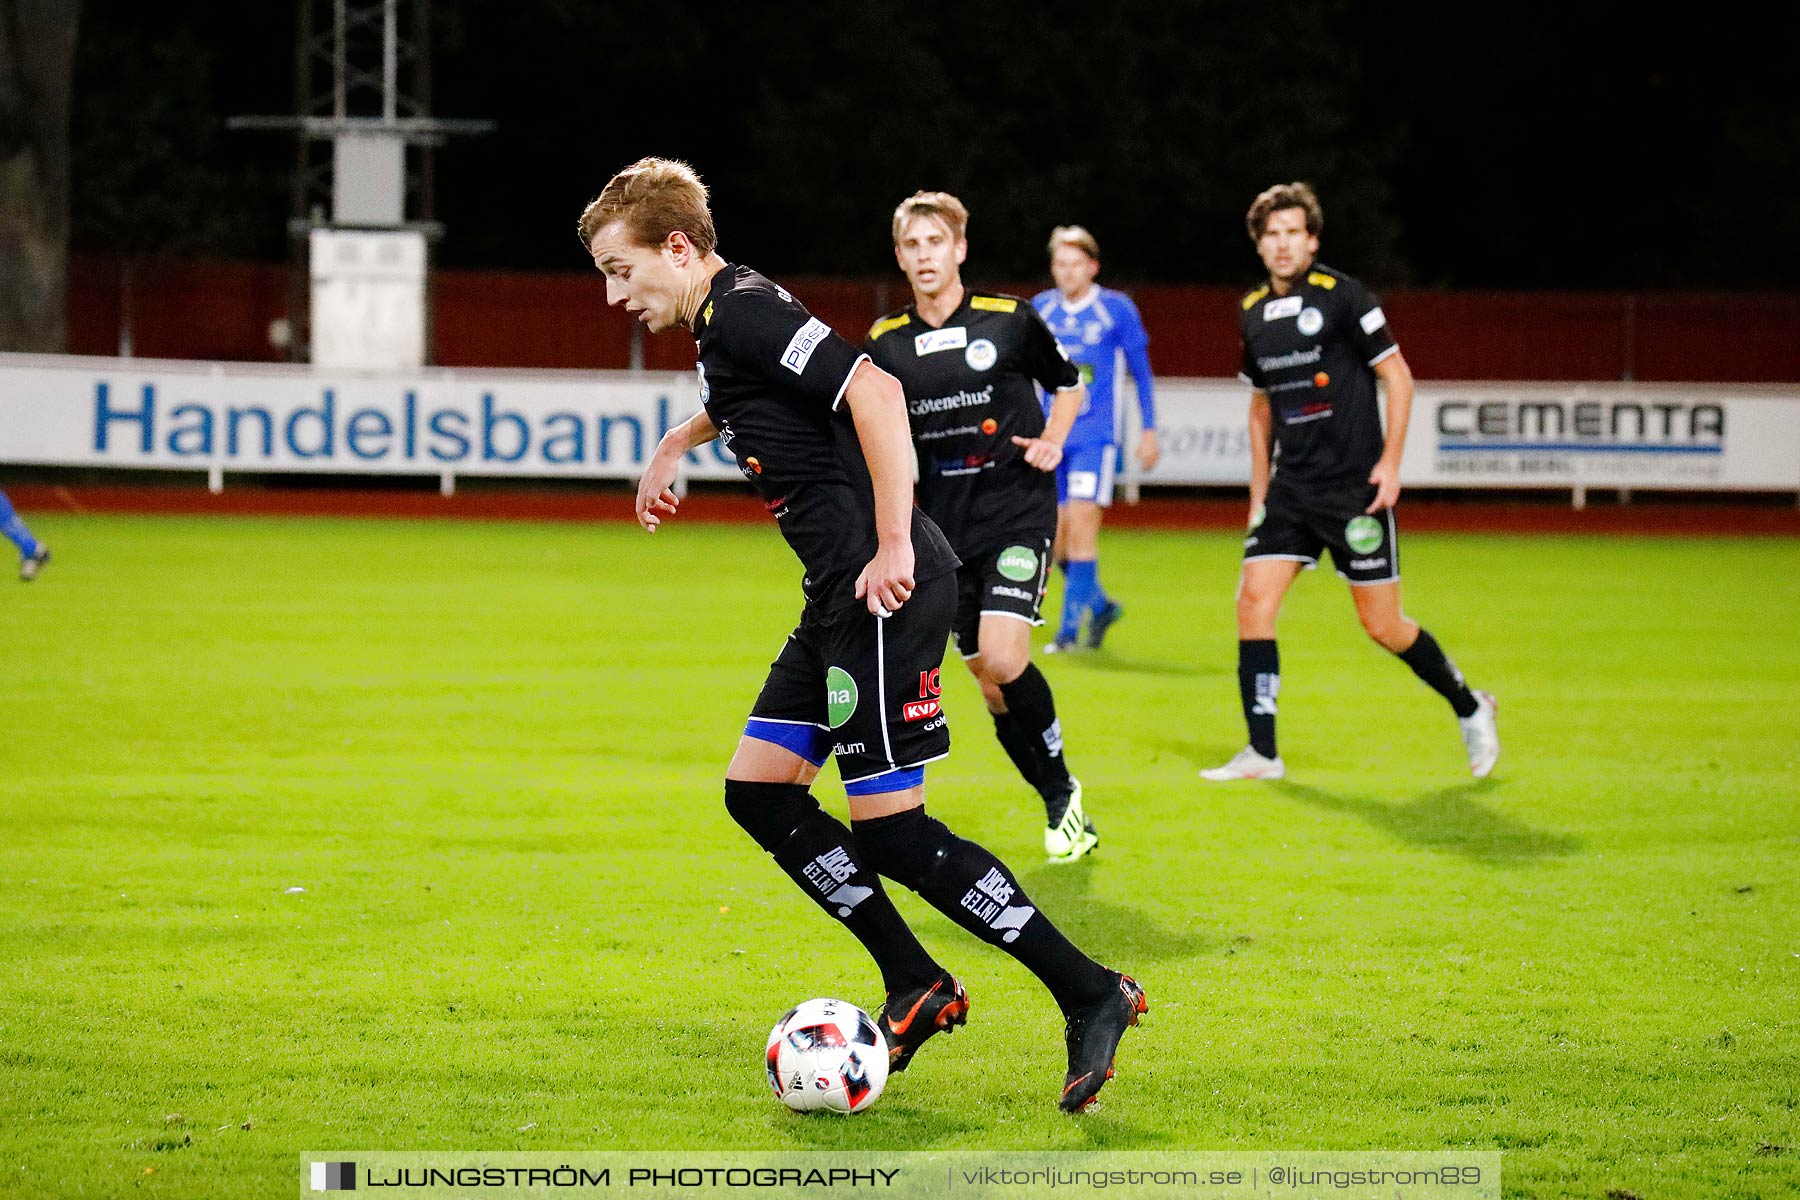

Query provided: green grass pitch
[3,512,1797,1198]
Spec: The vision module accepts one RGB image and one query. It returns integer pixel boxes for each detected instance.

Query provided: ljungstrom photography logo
[310,1161,356,1191]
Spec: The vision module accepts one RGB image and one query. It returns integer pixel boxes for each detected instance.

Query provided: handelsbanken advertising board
[0,356,742,480]
[2,356,1796,492]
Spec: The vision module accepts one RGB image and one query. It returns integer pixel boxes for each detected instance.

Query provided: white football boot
[1460,690,1500,778]
[1199,746,1286,781]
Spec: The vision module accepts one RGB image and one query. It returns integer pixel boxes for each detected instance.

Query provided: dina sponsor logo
[1437,398,1726,453]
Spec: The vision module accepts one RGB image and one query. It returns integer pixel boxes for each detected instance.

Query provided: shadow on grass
[1040,651,1223,679]
[1021,858,1218,963]
[1270,779,1582,866]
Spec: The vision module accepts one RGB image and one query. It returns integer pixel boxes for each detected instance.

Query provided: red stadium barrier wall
[65,257,1800,382]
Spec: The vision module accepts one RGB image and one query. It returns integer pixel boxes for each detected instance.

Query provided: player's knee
[979,640,1029,685]
[1237,588,1278,628]
[1359,612,1409,650]
[852,806,951,889]
[723,779,819,855]
[976,675,1006,713]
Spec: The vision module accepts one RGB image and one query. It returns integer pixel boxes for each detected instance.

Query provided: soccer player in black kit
[580,158,1143,1111]
[865,191,1099,865]
[1201,182,1500,781]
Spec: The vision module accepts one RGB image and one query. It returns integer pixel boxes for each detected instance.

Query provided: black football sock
[854,807,1113,1014]
[1238,638,1280,758]
[724,780,941,994]
[997,663,1074,815]
[991,710,1048,798]
[1397,628,1480,718]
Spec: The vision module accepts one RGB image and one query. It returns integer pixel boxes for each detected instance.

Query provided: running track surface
[7,483,1799,536]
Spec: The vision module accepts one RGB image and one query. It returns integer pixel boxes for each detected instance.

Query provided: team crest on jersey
[965,339,998,371]
[914,327,968,356]
[1297,307,1325,336]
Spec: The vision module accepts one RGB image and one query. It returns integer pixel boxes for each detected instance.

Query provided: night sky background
[68,1,1800,290]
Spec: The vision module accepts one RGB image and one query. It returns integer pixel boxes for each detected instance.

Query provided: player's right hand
[855,541,916,616]
[635,453,682,533]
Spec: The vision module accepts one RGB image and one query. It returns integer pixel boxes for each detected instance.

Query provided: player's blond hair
[1246,182,1324,242]
[891,191,969,245]
[578,157,718,255]
[1047,225,1100,260]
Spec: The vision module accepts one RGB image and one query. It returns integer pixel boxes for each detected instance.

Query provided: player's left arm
[1346,283,1407,512]
[1012,306,1084,472]
[841,360,918,616]
[1115,294,1160,470]
[1367,350,1414,513]
[637,408,719,532]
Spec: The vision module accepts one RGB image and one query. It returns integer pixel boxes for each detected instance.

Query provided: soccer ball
[764,998,889,1114]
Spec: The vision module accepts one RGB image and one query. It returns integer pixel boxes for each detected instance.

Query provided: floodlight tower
[230,0,491,367]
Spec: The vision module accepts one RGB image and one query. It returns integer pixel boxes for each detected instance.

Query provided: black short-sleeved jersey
[863,290,1081,559]
[1237,263,1400,492]
[695,263,958,609]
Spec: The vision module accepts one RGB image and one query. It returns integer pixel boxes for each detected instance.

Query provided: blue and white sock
[0,490,42,558]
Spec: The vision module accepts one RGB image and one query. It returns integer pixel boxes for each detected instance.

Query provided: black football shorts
[1242,484,1401,585]
[952,533,1053,659]
[744,572,954,794]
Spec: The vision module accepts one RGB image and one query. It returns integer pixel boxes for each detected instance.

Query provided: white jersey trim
[839,751,951,786]
[1367,344,1401,367]
[830,353,873,411]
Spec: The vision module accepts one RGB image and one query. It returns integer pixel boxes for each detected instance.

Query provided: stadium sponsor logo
[1436,398,1726,452]
[960,868,1035,943]
[780,318,831,375]
[1344,516,1384,554]
[996,545,1039,582]
[1256,346,1323,372]
[1350,556,1389,570]
[965,339,998,371]
[908,385,993,416]
[991,584,1036,602]
[831,742,865,756]
[825,667,859,729]
[913,327,968,356]
[1297,307,1325,336]
[902,699,941,722]
[1263,296,1302,320]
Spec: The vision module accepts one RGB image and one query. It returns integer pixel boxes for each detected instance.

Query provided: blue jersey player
[1031,227,1157,651]
[1,488,50,581]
